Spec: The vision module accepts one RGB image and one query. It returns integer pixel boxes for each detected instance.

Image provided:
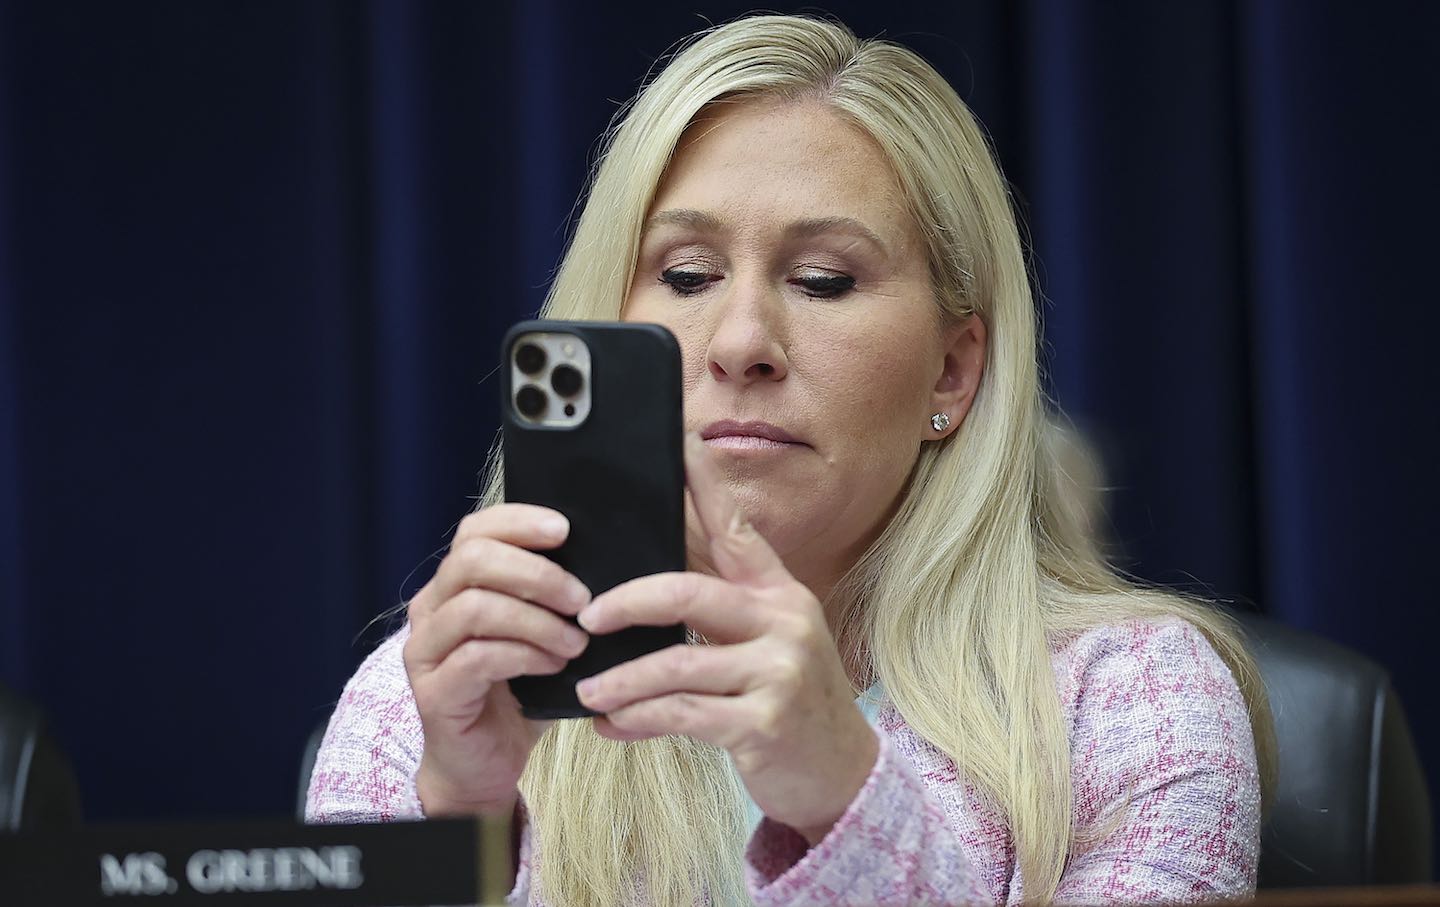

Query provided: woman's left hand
[575,433,880,845]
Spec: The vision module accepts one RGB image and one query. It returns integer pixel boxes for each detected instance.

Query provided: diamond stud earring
[931,412,951,432]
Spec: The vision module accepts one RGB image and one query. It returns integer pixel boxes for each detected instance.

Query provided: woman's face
[625,97,984,596]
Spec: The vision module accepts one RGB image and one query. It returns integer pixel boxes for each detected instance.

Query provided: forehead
[650,97,917,246]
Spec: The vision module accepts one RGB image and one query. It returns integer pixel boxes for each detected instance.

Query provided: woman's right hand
[403,504,592,817]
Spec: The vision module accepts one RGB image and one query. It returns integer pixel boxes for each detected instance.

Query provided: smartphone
[500,319,688,719]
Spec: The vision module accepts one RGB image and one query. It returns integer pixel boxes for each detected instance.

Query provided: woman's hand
[403,504,592,817]
[574,434,879,844]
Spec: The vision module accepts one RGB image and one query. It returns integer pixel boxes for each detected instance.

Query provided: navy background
[1,0,1436,858]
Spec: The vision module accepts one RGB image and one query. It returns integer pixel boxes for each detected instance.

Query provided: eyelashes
[797,274,856,298]
[659,268,857,300]
[659,268,719,295]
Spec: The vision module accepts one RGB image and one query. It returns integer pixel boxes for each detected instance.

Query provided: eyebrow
[642,208,890,257]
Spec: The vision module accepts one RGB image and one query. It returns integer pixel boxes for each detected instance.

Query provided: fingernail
[541,514,569,540]
[568,581,592,611]
[564,627,589,656]
[577,605,599,632]
[576,677,599,699]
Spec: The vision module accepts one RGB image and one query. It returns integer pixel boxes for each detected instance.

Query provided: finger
[575,640,762,714]
[578,571,764,641]
[685,432,790,588]
[421,536,590,621]
[407,588,589,670]
[414,639,566,720]
[409,506,571,621]
[453,504,571,550]
[592,691,755,750]
[682,492,714,574]
[590,716,653,743]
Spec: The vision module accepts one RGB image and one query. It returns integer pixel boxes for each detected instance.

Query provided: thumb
[685,432,790,588]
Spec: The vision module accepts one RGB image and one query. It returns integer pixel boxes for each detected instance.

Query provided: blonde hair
[473,15,1275,905]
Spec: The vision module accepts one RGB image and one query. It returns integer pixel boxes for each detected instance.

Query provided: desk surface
[1253,885,1440,906]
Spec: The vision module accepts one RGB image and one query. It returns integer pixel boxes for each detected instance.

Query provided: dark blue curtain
[2,0,1436,852]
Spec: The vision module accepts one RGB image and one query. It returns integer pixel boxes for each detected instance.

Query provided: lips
[700,420,806,446]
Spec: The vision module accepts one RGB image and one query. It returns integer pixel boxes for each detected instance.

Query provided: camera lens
[550,364,583,398]
[515,343,546,375]
[515,385,546,419]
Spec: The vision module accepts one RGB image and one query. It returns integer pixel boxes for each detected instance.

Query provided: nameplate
[0,817,512,906]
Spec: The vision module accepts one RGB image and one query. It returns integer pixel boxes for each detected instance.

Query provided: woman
[307,14,1274,906]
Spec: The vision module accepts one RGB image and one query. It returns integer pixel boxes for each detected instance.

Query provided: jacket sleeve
[742,618,1261,906]
[304,626,427,823]
[743,730,992,906]
[302,623,535,905]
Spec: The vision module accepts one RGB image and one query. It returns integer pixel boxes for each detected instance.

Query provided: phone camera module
[550,364,583,398]
[515,343,547,376]
[508,331,589,428]
[515,384,547,419]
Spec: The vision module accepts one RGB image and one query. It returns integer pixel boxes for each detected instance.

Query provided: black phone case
[500,320,687,719]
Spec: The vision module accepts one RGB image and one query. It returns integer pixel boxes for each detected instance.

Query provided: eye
[660,268,720,296]
[792,272,856,299]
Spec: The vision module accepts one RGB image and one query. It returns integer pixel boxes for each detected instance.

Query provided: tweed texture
[307,616,1260,904]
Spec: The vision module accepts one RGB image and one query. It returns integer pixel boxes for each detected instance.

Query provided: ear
[928,314,987,440]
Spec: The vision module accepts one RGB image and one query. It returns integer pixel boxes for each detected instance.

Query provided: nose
[705,277,789,385]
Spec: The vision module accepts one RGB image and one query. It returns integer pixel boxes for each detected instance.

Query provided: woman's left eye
[793,272,857,299]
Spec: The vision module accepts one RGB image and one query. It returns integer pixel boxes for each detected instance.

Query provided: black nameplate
[0,817,512,906]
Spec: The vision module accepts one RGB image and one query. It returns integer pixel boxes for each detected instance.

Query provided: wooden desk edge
[1244,884,1440,907]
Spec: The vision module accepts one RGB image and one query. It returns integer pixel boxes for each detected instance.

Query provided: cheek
[804,332,935,509]
[810,331,932,426]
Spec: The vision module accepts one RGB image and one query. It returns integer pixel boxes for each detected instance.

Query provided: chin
[730,492,820,559]
[718,470,869,567]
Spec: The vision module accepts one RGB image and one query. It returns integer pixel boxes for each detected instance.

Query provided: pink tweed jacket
[306,616,1261,904]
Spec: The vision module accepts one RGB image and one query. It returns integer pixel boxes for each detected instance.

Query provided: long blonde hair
[474,15,1275,905]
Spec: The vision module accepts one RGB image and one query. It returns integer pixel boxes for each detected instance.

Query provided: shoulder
[1049,615,1241,716]
[1049,616,1260,831]
[1047,615,1251,751]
